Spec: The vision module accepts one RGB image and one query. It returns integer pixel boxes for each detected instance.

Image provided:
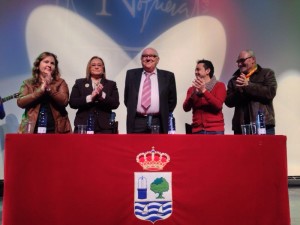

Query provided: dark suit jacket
[124,68,177,133]
[69,78,119,132]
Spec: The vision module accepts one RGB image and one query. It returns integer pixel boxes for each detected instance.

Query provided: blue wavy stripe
[135,213,172,223]
[134,201,172,219]
[135,209,172,217]
[135,201,171,207]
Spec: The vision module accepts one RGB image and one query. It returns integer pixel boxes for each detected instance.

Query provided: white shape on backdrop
[274,70,300,175]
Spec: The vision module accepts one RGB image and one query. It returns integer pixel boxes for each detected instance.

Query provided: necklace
[92,78,101,89]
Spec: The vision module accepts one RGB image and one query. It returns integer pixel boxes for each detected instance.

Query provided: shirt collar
[143,69,157,76]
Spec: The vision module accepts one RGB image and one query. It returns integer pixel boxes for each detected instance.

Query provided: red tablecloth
[3,134,290,225]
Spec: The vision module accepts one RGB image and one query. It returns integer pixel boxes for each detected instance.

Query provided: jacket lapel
[83,79,93,95]
[157,69,163,95]
[134,69,143,93]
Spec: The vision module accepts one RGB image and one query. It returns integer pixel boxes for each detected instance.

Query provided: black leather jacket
[225,65,277,133]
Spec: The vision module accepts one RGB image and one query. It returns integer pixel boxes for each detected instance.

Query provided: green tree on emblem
[150,177,169,199]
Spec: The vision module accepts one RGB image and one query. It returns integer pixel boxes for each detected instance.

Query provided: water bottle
[256,110,266,135]
[37,106,47,134]
[86,113,95,134]
[109,112,116,126]
[110,112,117,133]
[168,112,176,134]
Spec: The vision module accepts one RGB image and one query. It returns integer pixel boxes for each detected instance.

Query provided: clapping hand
[91,83,104,100]
[192,76,206,94]
[236,73,248,87]
[40,72,53,92]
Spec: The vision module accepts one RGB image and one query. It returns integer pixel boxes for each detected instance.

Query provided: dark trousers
[193,130,224,135]
[133,116,161,134]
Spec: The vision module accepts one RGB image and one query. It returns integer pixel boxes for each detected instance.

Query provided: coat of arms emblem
[134,147,172,223]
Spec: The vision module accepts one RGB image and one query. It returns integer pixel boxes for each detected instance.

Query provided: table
[3,134,290,225]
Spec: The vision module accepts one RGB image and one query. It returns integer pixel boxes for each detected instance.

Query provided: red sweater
[183,82,226,132]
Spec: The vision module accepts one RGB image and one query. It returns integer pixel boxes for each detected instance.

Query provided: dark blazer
[124,68,177,133]
[69,78,119,132]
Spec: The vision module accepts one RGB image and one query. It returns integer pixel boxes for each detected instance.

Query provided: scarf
[195,75,218,97]
[205,75,218,91]
[245,66,258,79]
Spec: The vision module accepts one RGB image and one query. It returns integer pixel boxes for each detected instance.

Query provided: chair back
[112,121,119,134]
[185,123,192,134]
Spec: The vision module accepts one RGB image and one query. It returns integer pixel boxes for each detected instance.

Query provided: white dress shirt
[137,70,160,114]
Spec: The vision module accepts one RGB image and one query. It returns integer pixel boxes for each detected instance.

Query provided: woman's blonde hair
[86,56,106,80]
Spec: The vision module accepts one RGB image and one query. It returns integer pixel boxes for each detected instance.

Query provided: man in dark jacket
[124,47,177,134]
[225,50,277,134]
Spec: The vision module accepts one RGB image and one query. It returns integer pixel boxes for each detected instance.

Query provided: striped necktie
[141,72,154,110]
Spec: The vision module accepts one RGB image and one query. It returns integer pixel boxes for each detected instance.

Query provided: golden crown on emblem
[136,147,170,171]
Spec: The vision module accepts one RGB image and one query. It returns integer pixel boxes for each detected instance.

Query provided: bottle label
[168,114,176,134]
[86,130,94,134]
[257,128,266,135]
[37,127,47,134]
[168,130,176,134]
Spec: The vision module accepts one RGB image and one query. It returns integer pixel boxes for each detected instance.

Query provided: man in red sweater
[183,59,226,134]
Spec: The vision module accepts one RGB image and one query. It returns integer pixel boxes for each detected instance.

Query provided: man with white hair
[124,47,177,134]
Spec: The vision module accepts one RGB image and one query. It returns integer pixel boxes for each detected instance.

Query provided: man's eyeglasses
[236,56,252,64]
[142,54,158,59]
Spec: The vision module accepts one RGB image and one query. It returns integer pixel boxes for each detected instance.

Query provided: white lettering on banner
[96,0,210,32]
[96,0,112,16]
